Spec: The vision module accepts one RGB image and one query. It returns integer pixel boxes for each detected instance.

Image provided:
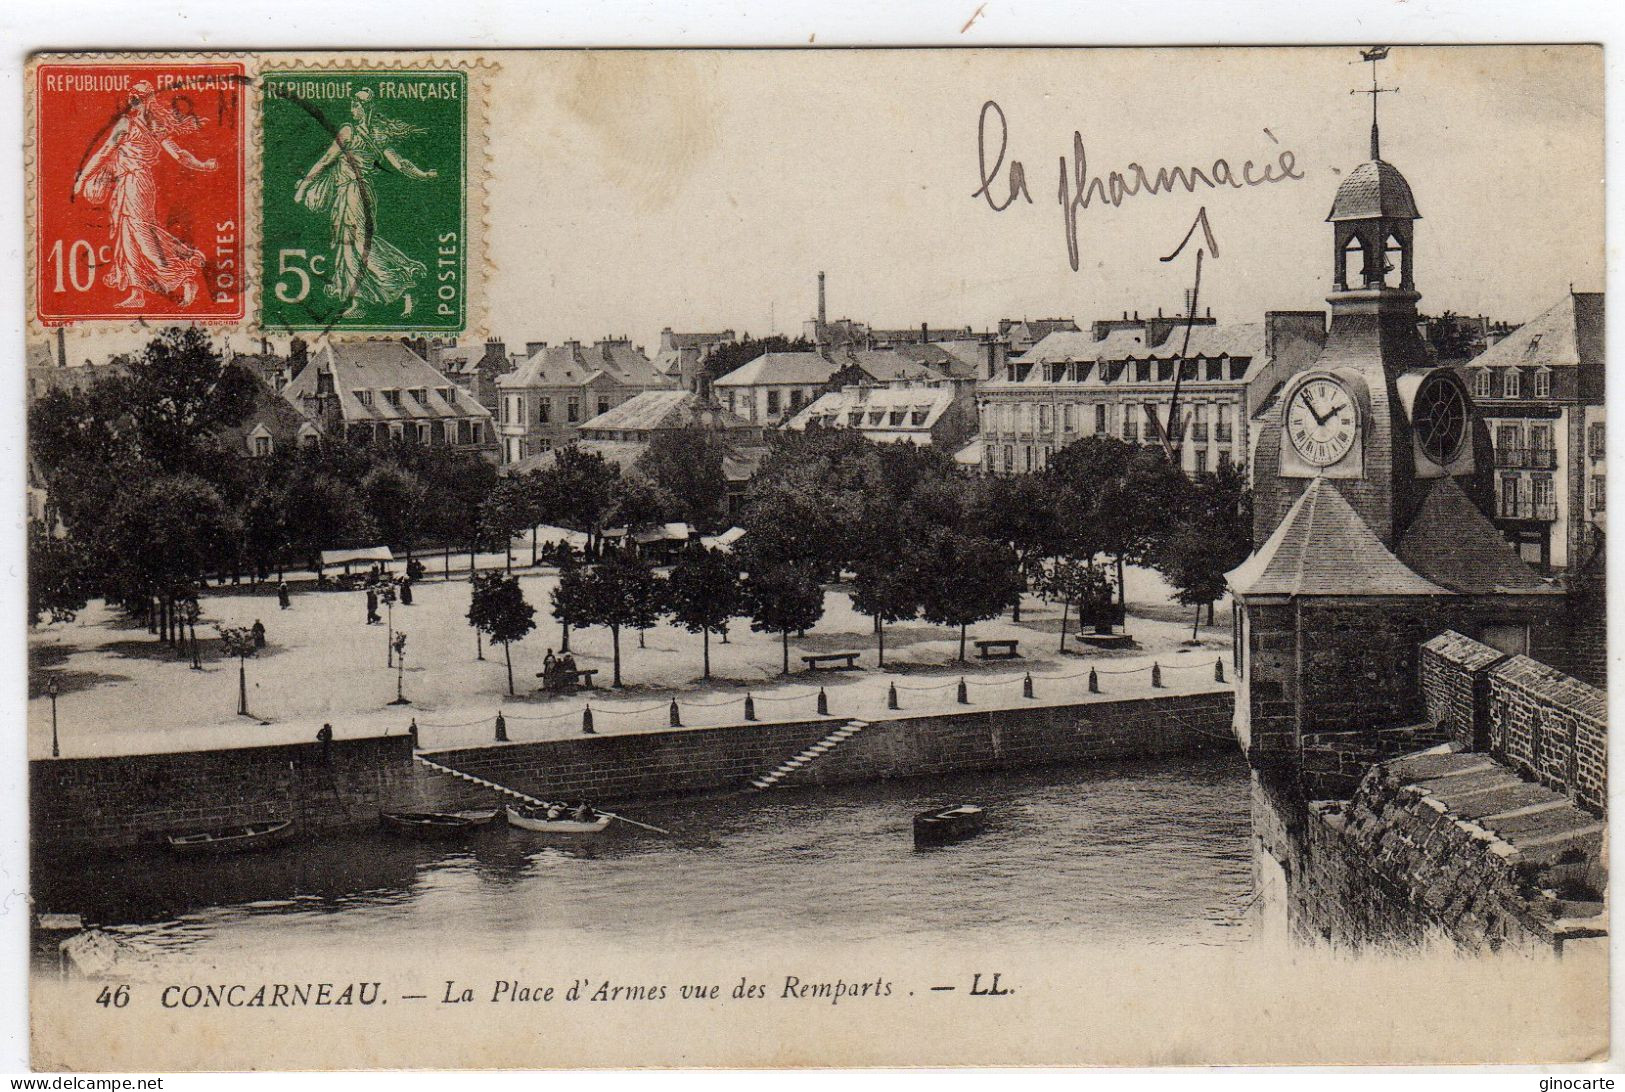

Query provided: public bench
[801,652,861,671]
[538,668,598,692]
[974,639,1021,660]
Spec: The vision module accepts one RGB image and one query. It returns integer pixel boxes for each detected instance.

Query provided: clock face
[1412,373,1469,464]
[1286,377,1358,467]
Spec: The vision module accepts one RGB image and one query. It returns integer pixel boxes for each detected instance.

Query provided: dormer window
[1471,368,1492,398]
[356,389,372,406]
[910,408,929,426]
[1533,367,1551,399]
[411,388,427,405]
[382,388,401,408]
[848,411,864,427]
[1502,368,1520,399]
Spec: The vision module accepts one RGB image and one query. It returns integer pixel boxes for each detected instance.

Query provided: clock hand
[1301,390,1332,426]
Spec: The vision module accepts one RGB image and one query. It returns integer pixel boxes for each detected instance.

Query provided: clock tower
[1228,50,1563,774]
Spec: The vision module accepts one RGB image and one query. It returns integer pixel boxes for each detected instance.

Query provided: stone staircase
[414,754,548,807]
[748,720,868,792]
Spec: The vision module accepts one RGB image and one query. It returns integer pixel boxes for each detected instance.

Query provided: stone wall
[1487,655,1608,816]
[32,734,418,858]
[1419,630,1507,750]
[420,691,1235,805]
[1298,724,1453,800]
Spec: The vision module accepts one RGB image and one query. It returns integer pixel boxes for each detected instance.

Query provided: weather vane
[1352,46,1398,160]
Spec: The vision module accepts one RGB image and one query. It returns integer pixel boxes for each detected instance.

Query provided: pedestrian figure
[542,649,557,690]
[366,587,380,625]
[317,722,333,761]
[399,578,413,606]
[277,579,291,610]
[251,619,266,649]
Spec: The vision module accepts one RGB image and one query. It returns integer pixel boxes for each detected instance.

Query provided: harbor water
[33,752,1254,967]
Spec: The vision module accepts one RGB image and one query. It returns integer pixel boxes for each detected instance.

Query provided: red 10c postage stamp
[32,61,247,323]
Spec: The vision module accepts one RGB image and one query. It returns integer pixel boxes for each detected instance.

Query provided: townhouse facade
[975,311,1326,477]
[493,338,675,465]
[281,340,496,458]
[1456,291,1604,571]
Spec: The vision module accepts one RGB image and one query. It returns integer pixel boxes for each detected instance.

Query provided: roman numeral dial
[1285,376,1358,467]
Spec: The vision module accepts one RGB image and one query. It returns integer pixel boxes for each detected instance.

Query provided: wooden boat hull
[505,806,611,834]
[380,809,501,838]
[166,819,295,856]
[913,804,986,847]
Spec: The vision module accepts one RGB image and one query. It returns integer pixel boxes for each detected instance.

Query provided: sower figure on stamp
[293,88,437,318]
[72,81,218,309]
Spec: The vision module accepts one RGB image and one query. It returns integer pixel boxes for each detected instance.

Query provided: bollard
[744,693,756,722]
[669,698,682,727]
[582,704,595,734]
[1215,658,1226,683]
[1023,672,1034,699]
[494,711,508,742]
[1088,667,1099,693]
[887,682,899,710]
[1151,662,1162,688]
[408,718,419,749]
[816,687,829,716]
[957,677,969,705]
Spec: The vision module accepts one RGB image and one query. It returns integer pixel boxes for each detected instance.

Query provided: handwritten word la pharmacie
[973,99,1305,270]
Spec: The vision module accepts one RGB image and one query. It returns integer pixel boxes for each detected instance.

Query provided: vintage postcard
[21,45,1608,1070]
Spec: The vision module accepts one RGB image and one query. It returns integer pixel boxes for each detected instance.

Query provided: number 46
[95,984,130,1008]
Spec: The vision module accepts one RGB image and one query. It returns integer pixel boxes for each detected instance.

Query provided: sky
[48,45,1604,362]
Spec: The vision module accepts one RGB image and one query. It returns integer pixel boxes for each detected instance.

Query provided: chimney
[55,326,66,368]
[526,341,548,356]
[818,271,827,327]
[921,321,929,344]
[289,336,309,380]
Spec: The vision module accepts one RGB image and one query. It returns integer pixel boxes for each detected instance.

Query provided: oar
[599,810,672,835]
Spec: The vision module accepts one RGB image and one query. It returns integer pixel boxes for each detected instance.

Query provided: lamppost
[380,581,398,667]
[390,632,410,705]
[47,677,60,758]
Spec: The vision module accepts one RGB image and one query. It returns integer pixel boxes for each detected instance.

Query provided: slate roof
[1226,477,1450,598]
[282,340,492,422]
[1469,292,1603,371]
[1327,159,1421,222]
[1396,478,1560,596]
[498,340,672,390]
[787,385,956,436]
[577,390,755,434]
[713,351,842,388]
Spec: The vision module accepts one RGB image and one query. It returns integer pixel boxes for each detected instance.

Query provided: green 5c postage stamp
[260,68,467,332]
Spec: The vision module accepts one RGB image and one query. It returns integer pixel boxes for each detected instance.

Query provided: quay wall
[421,689,1235,804]
[31,734,418,857]
[35,689,1235,856]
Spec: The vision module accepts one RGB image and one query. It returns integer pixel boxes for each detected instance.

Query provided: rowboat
[165,819,295,856]
[504,805,611,834]
[380,808,501,838]
[913,804,986,847]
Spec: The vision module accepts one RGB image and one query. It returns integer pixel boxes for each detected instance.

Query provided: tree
[742,563,825,674]
[361,463,427,558]
[539,446,622,550]
[970,473,1059,622]
[216,624,259,717]
[549,554,594,654]
[27,521,91,626]
[581,553,664,686]
[912,529,1024,661]
[467,571,536,696]
[1036,558,1115,652]
[849,554,918,668]
[633,428,729,530]
[1153,461,1253,639]
[99,474,239,644]
[667,545,742,678]
[480,476,535,571]
[1050,437,1184,611]
[124,327,259,471]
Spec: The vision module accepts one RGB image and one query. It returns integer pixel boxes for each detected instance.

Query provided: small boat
[505,804,611,834]
[380,808,501,838]
[913,804,986,847]
[165,819,295,856]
